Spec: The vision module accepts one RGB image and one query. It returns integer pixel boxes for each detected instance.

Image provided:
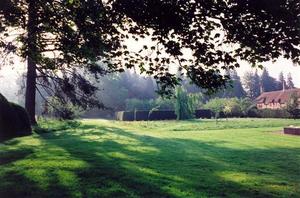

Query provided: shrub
[48,97,83,120]
[203,98,226,119]
[0,93,31,140]
[257,109,290,118]
[195,109,213,118]
[286,92,300,119]
[246,106,260,118]
[204,97,255,118]
[239,98,254,117]
[10,103,31,136]
[223,98,242,117]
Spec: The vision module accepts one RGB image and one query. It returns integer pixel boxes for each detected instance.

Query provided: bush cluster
[0,94,31,140]
[204,97,254,118]
[47,97,83,120]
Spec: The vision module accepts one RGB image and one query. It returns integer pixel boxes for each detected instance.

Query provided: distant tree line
[11,67,298,120]
[242,69,295,99]
[216,68,296,100]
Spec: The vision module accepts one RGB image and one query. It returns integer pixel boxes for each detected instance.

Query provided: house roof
[256,88,300,104]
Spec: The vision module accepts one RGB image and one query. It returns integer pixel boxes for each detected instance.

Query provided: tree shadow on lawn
[1,122,300,197]
[38,123,300,197]
[0,169,76,198]
[0,147,33,165]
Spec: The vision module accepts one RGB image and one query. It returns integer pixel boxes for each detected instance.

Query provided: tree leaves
[1,0,300,100]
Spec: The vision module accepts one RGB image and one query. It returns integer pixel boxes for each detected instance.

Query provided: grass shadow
[37,122,300,197]
[1,120,300,197]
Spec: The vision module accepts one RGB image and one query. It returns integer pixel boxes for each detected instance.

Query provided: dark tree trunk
[25,0,37,125]
[25,57,37,125]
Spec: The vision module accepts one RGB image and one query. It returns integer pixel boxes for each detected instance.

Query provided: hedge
[0,93,32,140]
[115,109,212,121]
[116,108,300,120]
[256,109,293,119]
[195,109,214,119]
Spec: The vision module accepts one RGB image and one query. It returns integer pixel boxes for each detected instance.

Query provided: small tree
[175,87,195,120]
[223,98,242,118]
[239,98,255,117]
[286,92,300,119]
[204,98,225,123]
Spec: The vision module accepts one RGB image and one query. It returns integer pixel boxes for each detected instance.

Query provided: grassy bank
[1,118,300,197]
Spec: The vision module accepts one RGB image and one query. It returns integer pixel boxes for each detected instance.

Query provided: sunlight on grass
[1,118,300,197]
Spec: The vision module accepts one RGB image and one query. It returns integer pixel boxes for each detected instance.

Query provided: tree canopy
[1,0,300,123]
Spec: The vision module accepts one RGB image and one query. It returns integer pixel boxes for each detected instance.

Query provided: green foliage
[204,97,256,118]
[258,109,290,119]
[203,98,226,119]
[1,0,300,106]
[261,68,280,92]
[286,92,300,119]
[48,97,83,120]
[175,87,198,120]
[223,98,242,117]
[217,70,246,98]
[1,118,300,197]
[243,70,261,99]
[239,98,255,117]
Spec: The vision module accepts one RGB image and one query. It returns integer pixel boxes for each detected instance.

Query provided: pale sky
[0,56,299,103]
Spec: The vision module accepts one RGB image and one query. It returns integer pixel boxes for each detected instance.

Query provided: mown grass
[1,118,300,198]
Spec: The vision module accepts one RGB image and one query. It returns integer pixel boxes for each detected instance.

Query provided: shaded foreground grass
[1,118,300,197]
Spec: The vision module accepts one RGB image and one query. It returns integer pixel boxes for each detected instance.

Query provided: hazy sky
[0,56,299,103]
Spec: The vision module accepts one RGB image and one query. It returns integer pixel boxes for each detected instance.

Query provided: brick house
[256,88,300,110]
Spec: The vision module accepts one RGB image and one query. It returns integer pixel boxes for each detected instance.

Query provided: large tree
[260,68,279,92]
[223,70,246,98]
[243,70,261,99]
[0,0,122,124]
[1,0,300,124]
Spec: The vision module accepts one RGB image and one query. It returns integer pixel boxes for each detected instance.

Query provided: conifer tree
[286,73,295,89]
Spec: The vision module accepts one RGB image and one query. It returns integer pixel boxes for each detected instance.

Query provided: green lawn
[1,118,300,198]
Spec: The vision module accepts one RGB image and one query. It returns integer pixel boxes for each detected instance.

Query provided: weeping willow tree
[175,87,199,120]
